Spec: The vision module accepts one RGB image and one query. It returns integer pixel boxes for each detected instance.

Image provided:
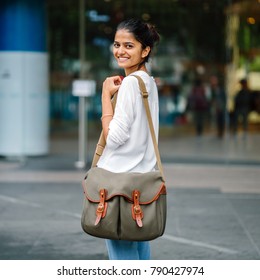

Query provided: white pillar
[0,0,49,156]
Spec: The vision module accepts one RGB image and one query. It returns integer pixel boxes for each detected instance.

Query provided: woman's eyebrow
[122,41,135,46]
[114,40,134,44]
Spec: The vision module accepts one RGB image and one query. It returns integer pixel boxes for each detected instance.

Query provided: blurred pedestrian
[188,78,209,136]
[209,75,226,138]
[96,18,160,260]
[233,79,251,134]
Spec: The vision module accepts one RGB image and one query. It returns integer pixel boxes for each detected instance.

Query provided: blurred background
[1,0,260,261]
[0,0,260,158]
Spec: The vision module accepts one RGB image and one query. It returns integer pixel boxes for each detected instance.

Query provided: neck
[125,65,148,76]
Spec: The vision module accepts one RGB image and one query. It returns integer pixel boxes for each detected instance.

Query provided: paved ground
[0,131,260,260]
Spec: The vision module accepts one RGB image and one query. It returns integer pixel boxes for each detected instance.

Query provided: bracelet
[101,114,113,121]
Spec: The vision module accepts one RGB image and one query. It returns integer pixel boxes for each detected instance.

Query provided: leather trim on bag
[83,182,166,205]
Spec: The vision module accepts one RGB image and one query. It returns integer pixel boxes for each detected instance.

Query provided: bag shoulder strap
[131,75,165,181]
[91,92,117,167]
[91,75,165,182]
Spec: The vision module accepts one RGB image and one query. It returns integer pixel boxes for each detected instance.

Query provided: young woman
[97,18,160,260]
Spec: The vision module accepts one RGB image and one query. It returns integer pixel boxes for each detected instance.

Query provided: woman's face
[113,29,150,75]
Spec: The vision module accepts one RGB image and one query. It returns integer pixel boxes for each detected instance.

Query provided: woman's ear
[141,46,151,58]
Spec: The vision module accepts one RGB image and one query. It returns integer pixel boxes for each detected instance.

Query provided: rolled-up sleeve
[106,77,138,150]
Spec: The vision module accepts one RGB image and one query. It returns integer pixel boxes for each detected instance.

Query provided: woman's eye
[126,44,133,49]
[113,42,120,48]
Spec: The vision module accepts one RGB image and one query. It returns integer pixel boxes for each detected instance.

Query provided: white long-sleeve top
[97,70,159,173]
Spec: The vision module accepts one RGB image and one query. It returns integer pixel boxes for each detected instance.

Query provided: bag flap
[82,167,165,204]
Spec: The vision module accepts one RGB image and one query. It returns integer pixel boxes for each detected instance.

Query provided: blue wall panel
[0,0,46,51]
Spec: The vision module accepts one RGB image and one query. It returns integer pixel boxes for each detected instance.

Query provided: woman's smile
[117,57,129,62]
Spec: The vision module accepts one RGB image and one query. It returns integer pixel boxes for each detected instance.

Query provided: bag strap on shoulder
[131,75,165,181]
[91,75,165,182]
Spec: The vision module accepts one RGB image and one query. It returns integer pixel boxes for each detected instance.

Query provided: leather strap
[95,189,108,226]
[132,75,165,181]
[91,93,117,167]
[132,190,143,227]
[91,75,165,182]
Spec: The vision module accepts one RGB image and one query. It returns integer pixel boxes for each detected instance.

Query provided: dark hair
[116,18,160,63]
[240,78,247,85]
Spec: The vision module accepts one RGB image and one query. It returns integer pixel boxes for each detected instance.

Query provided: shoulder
[116,75,140,104]
[119,71,156,98]
[119,71,146,88]
[130,71,156,90]
[118,74,142,96]
[118,75,139,96]
[122,75,140,86]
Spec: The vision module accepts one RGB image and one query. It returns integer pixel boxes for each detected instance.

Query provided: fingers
[102,75,123,97]
[103,76,123,89]
[105,75,123,86]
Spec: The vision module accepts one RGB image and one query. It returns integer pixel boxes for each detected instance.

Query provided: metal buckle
[134,205,142,214]
[97,203,104,213]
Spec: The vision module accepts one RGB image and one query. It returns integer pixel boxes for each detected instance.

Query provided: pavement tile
[0,133,260,260]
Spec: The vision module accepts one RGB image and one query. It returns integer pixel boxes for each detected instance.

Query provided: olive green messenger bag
[81,75,167,241]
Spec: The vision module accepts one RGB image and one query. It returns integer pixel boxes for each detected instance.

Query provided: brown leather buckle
[132,190,143,228]
[143,91,148,98]
[95,189,107,226]
[97,203,104,213]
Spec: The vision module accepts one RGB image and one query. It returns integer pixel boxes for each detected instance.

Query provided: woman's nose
[117,46,125,54]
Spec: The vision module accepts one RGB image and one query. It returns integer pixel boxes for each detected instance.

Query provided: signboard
[72,80,96,97]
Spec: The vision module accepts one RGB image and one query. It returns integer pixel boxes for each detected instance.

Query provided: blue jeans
[106,239,150,260]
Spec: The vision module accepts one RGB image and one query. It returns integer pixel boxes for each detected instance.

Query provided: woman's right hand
[102,76,123,98]
[101,76,123,139]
